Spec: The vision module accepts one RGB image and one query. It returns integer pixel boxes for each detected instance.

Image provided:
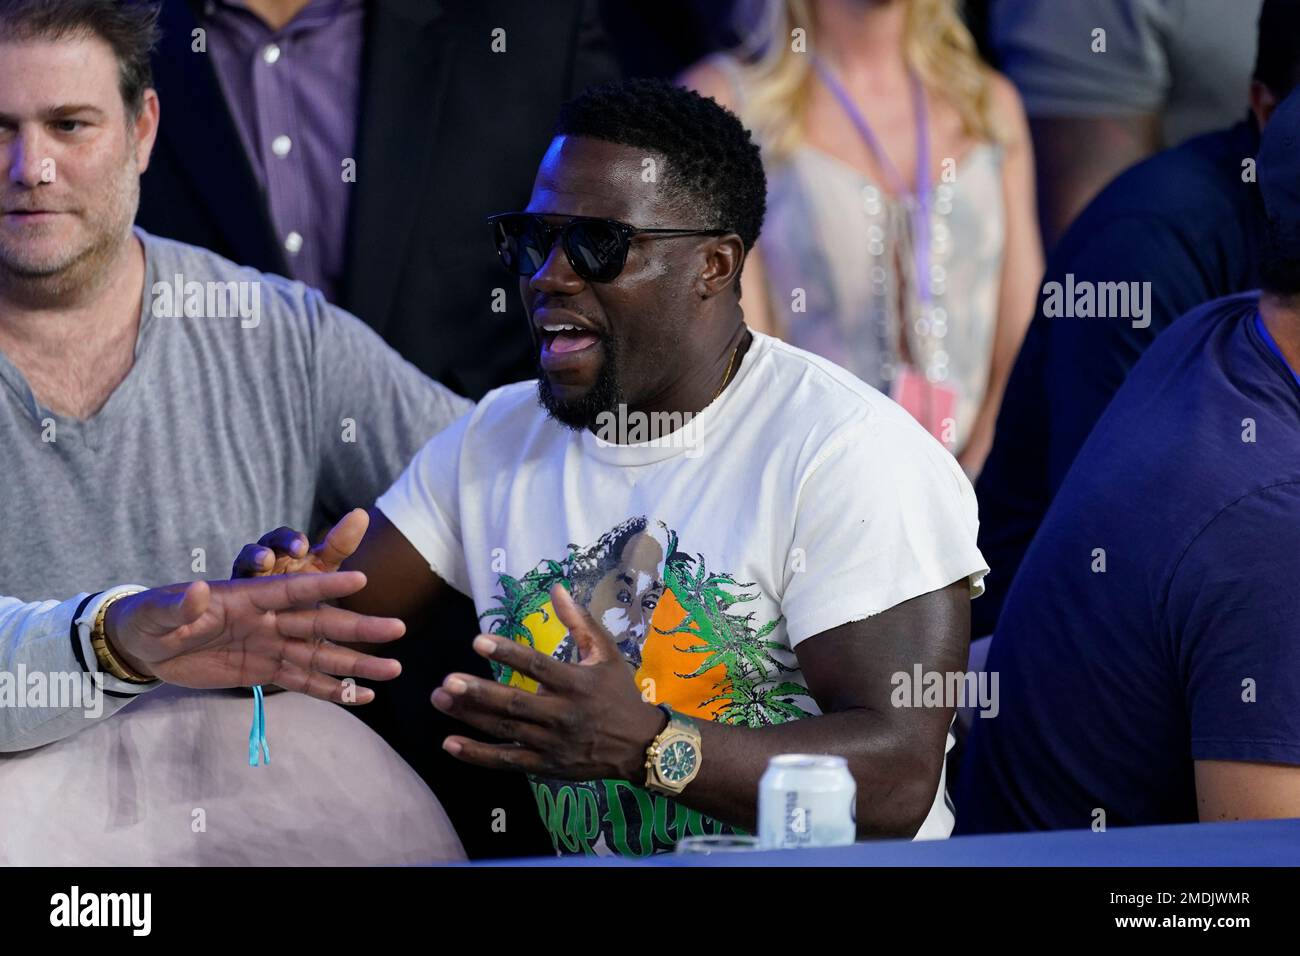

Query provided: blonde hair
[734,0,1003,160]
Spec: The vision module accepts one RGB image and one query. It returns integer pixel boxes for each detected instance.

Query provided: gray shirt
[0,229,471,749]
[992,0,1261,146]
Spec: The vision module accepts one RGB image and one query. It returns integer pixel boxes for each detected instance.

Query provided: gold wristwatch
[90,589,154,684]
[644,704,703,796]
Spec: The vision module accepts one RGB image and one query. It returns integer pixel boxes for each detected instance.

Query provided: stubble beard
[0,156,140,308]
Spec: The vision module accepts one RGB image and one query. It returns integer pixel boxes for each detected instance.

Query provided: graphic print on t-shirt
[478,516,817,856]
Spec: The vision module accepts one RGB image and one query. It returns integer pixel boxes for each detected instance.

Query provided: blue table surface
[474,818,1300,866]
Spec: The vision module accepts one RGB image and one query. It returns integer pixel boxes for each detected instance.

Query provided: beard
[536,332,627,431]
[0,153,140,305]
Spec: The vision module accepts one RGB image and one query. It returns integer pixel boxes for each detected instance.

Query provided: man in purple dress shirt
[138,0,620,398]
[201,0,366,304]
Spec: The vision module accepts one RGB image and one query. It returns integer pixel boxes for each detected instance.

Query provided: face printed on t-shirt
[478,515,816,856]
[583,530,666,667]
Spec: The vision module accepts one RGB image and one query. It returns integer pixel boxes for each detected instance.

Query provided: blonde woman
[683,0,1041,476]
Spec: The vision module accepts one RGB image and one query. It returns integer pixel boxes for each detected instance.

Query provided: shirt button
[271,134,292,158]
[284,231,304,255]
[263,43,282,65]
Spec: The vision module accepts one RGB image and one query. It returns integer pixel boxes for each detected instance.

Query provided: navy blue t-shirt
[957,292,1300,833]
[973,120,1264,636]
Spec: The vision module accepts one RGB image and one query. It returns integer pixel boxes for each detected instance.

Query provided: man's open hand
[432,583,666,779]
[105,571,403,704]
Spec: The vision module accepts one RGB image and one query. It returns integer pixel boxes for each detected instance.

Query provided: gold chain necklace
[712,343,740,402]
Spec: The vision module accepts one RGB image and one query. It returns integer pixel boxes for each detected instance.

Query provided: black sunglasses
[488,212,728,283]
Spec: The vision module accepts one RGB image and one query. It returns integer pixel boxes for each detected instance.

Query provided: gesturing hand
[432,584,667,780]
[105,571,403,705]
[231,508,369,579]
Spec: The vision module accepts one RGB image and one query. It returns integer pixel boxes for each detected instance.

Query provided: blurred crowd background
[141,0,1275,473]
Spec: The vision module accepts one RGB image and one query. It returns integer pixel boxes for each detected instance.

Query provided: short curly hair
[554,77,767,253]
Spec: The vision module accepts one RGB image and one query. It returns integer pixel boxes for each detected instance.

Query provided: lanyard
[811,56,932,308]
[249,684,270,766]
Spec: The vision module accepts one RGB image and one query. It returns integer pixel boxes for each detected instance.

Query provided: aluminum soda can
[758,754,856,849]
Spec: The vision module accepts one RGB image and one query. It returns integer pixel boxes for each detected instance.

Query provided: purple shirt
[203,0,364,301]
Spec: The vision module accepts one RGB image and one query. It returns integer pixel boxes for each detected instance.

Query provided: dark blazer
[139,0,620,399]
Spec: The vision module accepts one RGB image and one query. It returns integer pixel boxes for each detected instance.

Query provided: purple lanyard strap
[811,56,932,308]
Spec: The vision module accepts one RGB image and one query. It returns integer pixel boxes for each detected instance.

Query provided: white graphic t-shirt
[377,331,988,856]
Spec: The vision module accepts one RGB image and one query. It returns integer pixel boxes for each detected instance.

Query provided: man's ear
[695,234,745,298]
[132,88,161,174]
[1251,79,1279,131]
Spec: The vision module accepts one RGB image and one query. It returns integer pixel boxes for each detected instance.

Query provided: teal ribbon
[248,684,270,766]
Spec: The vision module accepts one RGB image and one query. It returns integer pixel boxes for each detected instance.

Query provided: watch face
[658,739,698,783]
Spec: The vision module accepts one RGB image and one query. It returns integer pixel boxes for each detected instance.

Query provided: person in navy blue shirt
[955,88,1300,833]
[970,1,1300,637]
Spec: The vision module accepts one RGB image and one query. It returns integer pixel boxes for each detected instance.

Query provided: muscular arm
[675,579,970,838]
[337,508,451,625]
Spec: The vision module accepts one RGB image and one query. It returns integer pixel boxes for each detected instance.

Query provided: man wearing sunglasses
[236,79,989,856]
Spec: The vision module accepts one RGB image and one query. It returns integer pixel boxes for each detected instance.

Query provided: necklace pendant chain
[713,344,740,402]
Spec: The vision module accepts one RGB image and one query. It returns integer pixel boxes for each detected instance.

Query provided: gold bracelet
[90,589,154,684]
